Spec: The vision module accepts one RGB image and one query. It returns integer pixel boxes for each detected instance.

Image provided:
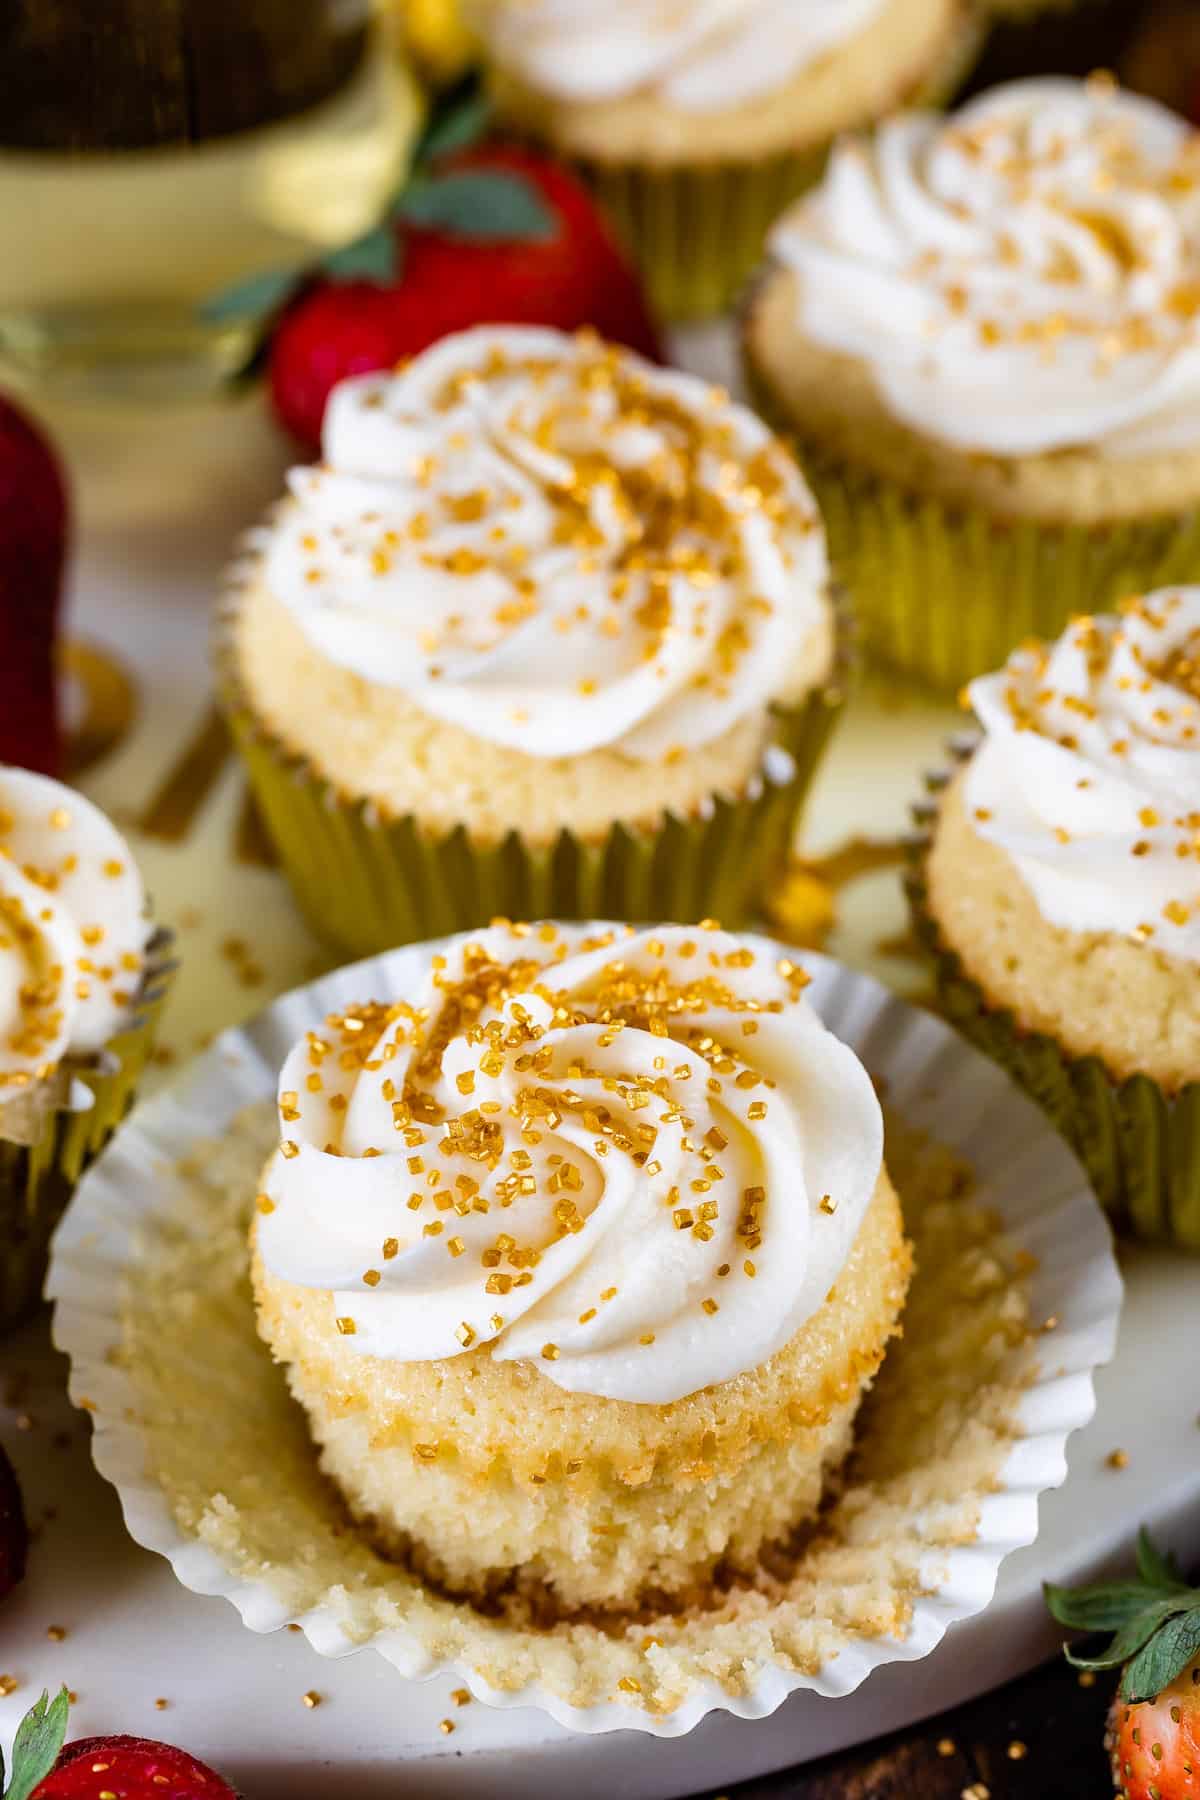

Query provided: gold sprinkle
[819,1194,837,1215]
[439,1718,455,1735]
[255,1193,275,1215]
[451,1688,471,1706]
[937,1739,956,1757]
[0,1676,18,1696]
[46,1625,66,1642]
[335,1317,357,1336]
[362,1269,381,1287]
[701,1298,719,1316]
[154,1698,169,1711]
[302,1691,321,1709]
[414,1443,438,1463]
[382,1238,399,1260]
[1107,1448,1130,1469]
[455,1322,476,1347]
[1007,1741,1027,1761]
[541,1343,559,1361]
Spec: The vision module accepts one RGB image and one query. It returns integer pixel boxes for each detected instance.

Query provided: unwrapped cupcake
[468,0,973,320]
[251,920,911,1612]
[0,768,173,1327]
[745,75,1200,692]
[909,588,1200,1249]
[221,326,844,957]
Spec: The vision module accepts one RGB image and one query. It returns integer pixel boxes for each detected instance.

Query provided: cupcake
[745,75,1200,693]
[908,589,1200,1249]
[221,325,844,958]
[251,920,910,1612]
[0,767,173,1327]
[468,0,974,320]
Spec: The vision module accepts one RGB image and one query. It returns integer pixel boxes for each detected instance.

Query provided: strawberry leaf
[1044,1580,1168,1633]
[199,265,303,324]
[396,170,555,241]
[1060,1598,1190,1672]
[1122,1608,1200,1703]
[321,226,397,284]
[416,90,491,165]
[2,1686,69,1800]
[1136,1527,1187,1592]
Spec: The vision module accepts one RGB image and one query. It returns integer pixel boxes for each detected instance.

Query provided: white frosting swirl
[966,589,1200,959]
[472,0,887,109]
[0,768,151,1091]
[770,78,1200,458]
[262,326,829,762]
[257,922,883,1404]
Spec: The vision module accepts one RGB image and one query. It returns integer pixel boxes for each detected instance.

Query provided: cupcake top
[965,588,1200,959]
[260,326,829,765]
[0,768,151,1090]
[256,921,883,1404]
[469,0,888,110]
[769,76,1200,459]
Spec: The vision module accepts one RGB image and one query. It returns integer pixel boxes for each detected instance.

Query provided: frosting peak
[0,768,151,1090]
[263,327,829,762]
[471,0,887,111]
[966,588,1200,958]
[257,922,883,1403]
[770,77,1200,458]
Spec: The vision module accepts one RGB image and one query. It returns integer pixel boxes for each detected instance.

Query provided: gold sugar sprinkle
[439,1718,455,1735]
[302,1691,322,1709]
[1107,1448,1130,1469]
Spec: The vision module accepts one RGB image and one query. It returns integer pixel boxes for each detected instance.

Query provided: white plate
[46,941,1121,1741]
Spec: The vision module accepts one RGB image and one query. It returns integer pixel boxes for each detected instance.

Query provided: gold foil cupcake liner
[216,578,850,960]
[906,747,1200,1251]
[742,306,1200,694]
[0,928,176,1330]
[555,17,982,323]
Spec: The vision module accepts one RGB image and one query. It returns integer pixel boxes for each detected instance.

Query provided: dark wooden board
[695,1656,1114,1799]
[0,1,367,152]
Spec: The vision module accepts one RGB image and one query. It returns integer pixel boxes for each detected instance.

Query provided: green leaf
[321,226,397,284]
[199,265,302,324]
[1136,1528,1186,1592]
[1061,1597,1199,1673]
[396,170,555,242]
[1044,1580,1165,1633]
[1122,1608,1200,1703]
[3,1687,70,1800]
[416,90,491,165]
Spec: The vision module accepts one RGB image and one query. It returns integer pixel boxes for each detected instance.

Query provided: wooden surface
[0,1,368,151]
[715,1656,1114,1798]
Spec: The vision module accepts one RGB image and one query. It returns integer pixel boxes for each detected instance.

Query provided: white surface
[0,334,1196,1794]
[45,944,1120,1744]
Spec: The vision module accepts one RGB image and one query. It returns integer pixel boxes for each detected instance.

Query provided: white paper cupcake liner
[47,938,1122,1737]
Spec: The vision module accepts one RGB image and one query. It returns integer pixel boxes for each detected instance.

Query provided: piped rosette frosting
[966,588,1200,958]
[469,0,888,110]
[0,767,151,1099]
[261,326,830,763]
[769,76,1200,458]
[256,922,883,1404]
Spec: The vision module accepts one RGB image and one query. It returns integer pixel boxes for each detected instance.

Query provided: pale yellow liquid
[0,34,424,399]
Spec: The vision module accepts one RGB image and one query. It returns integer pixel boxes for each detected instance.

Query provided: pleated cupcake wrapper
[48,939,1121,1734]
[216,560,850,960]
[743,352,1200,695]
[906,745,1200,1251]
[560,16,983,324]
[0,928,176,1331]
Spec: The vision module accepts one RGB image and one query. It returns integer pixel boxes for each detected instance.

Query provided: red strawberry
[269,142,661,452]
[0,396,67,777]
[0,1442,27,1604]
[1048,1530,1200,1800]
[1108,1658,1200,1800]
[0,1690,243,1800]
[31,1735,243,1799]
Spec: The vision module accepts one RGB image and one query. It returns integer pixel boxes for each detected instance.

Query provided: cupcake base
[218,602,849,959]
[250,1174,909,1616]
[794,450,1200,696]
[0,928,176,1330]
[907,756,1200,1250]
